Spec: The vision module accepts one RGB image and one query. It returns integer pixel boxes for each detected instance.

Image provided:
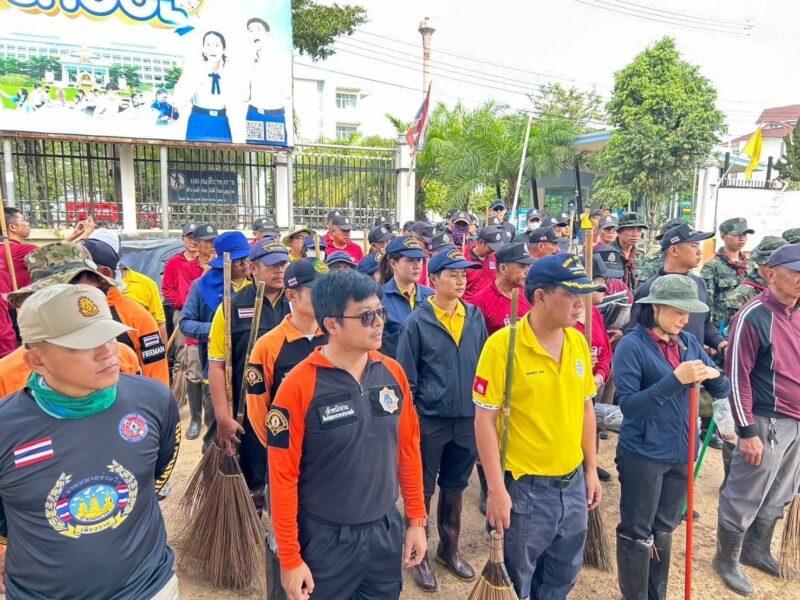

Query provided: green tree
[292,0,367,61]
[535,83,604,128]
[0,57,25,77]
[109,65,142,91]
[22,56,61,80]
[163,66,182,90]
[598,37,725,225]
[774,126,800,188]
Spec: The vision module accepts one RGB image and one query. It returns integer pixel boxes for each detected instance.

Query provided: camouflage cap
[751,236,788,265]
[655,218,688,241]
[782,228,800,244]
[635,274,709,314]
[719,218,755,236]
[7,242,117,309]
[617,212,648,231]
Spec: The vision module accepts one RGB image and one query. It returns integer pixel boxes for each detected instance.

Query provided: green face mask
[28,373,117,420]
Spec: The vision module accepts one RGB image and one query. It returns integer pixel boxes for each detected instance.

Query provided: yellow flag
[741,128,763,180]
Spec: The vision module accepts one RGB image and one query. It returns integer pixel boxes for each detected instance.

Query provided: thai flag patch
[142,333,161,348]
[14,436,54,468]
[237,307,255,319]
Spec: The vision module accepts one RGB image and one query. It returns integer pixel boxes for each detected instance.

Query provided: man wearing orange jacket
[268,270,427,600]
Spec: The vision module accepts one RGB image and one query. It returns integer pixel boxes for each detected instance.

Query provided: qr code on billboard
[246,120,265,142]
[265,122,286,143]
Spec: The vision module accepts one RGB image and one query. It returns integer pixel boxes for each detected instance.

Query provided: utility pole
[418,17,435,97]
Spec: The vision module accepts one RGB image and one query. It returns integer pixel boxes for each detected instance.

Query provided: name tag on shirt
[318,399,358,430]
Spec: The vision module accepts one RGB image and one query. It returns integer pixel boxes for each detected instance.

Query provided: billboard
[168,169,238,204]
[0,0,293,147]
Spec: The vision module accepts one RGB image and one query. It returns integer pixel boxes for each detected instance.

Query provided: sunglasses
[338,307,388,327]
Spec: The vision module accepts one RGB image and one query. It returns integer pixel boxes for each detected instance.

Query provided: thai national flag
[405,84,432,157]
[117,484,130,508]
[13,436,54,468]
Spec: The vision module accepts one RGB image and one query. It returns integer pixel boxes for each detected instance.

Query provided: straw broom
[469,289,520,600]
[177,281,268,591]
[780,489,800,578]
[166,326,188,407]
[581,213,613,573]
[173,252,233,519]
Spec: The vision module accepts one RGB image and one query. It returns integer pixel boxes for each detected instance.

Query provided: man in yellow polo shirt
[473,252,604,600]
[121,264,167,343]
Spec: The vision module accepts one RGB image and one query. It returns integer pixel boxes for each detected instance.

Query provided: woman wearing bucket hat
[612,274,731,600]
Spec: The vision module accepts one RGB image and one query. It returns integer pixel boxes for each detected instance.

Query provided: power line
[610,0,748,28]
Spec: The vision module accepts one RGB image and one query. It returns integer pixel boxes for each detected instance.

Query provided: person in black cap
[448,210,472,247]
[379,236,434,358]
[372,214,394,231]
[367,224,394,255]
[325,251,357,271]
[162,222,199,362]
[613,213,649,290]
[397,249,488,592]
[527,226,562,260]
[463,226,506,302]
[639,218,687,282]
[324,215,364,263]
[597,214,618,247]
[488,199,516,239]
[595,245,634,303]
[253,218,280,244]
[357,252,382,282]
[524,209,542,233]
[542,213,570,240]
[430,231,457,255]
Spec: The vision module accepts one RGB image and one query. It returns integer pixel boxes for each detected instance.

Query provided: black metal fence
[292,144,396,229]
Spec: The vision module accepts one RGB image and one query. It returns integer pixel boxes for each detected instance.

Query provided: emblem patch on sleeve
[369,385,403,417]
[245,364,266,394]
[473,376,489,396]
[139,334,166,364]
[266,407,290,448]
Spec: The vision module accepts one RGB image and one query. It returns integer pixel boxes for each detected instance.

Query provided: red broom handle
[685,383,699,600]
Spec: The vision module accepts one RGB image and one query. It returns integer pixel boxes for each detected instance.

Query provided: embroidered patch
[14,436,54,468]
[78,296,99,317]
[118,413,148,443]
[237,307,255,319]
[314,259,329,273]
[379,386,399,414]
[141,333,161,348]
[139,335,166,364]
[245,365,265,394]
[575,359,585,377]
[266,407,290,449]
[473,376,489,396]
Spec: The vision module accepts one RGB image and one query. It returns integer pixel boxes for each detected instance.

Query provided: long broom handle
[0,193,18,290]
[499,288,520,472]
[685,383,700,600]
[682,417,717,516]
[223,253,233,418]
[582,218,594,345]
[235,281,265,426]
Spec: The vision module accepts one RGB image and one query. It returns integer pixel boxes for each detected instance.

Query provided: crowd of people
[0,200,798,600]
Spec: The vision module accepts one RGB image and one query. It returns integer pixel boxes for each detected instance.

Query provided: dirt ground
[165,407,800,599]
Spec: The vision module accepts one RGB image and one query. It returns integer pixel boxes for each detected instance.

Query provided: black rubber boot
[267,548,287,600]
[713,520,755,596]
[741,517,780,576]
[185,381,203,440]
[410,497,437,592]
[648,531,672,600]
[477,464,488,516]
[436,491,476,581]
[617,533,651,600]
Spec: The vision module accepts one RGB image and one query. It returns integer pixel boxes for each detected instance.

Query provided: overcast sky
[294,0,798,139]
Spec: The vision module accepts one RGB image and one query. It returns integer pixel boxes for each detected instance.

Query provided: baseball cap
[285,257,328,288]
[193,223,219,240]
[782,228,800,244]
[372,215,393,230]
[769,244,800,271]
[430,231,455,253]
[635,274,709,313]
[331,215,353,231]
[750,236,787,265]
[182,222,198,237]
[653,218,686,241]
[326,209,344,222]
[402,220,415,232]
[82,238,120,271]
[410,220,435,244]
[590,209,603,219]
[617,213,648,231]
[598,215,618,230]
[248,239,290,266]
[477,226,506,252]
[527,226,561,245]
[368,225,393,244]
[594,246,626,276]
[592,253,623,280]
[357,252,382,276]
[485,216,502,227]
[719,217,754,236]
[660,223,714,251]
[428,248,480,275]
[542,214,568,228]
[326,251,357,269]
[252,218,279,234]
[495,242,535,265]
[209,231,252,268]
[385,235,426,259]
[18,283,131,349]
[490,199,506,211]
[450,210,470,225]
[87,230,120,255]
[526,253,605,294]
[526,209,542,222]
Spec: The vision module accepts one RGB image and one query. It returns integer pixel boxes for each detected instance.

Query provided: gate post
[118,143,137,235]
[395,136,415,226]
[275,150,290,228]
[2,138,15,207]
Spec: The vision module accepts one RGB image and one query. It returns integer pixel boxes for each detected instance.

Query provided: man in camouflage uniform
[612,212,648,291]
[701,218,755,334]
[638,218,686,282]
[782,228,800,244]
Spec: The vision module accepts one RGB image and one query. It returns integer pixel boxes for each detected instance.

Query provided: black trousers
[616,446,687,540]
[298,507,403,600]
[419,415,477,498]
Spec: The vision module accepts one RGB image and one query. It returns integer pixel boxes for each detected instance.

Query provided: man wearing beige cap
[0,284,181,599]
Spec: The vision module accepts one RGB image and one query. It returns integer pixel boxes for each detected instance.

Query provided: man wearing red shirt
[472,242,534,335]
[0,267,16,357]
[462,226,505,303]
[0,208,37,288]
[324,215,364,263]
[162,222,198,311]
[526,226,562,260]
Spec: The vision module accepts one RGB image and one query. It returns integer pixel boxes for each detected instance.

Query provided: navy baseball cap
[326,209,343,221]
[210,231,251,268]
[357,252,381,276]
[477,226,505,251]
[410,220,435,243]
[372,215,393,230]
[252,218,279,234]
[495,242,535,265]
[594,245,625,275]
[326,251,356,268]
[450,210,470,224]
[592,253,623,280]
[490,199,506,211]
[428,247,480,275]
[385,235,426,259]
[526,209,542,222]
[331,215,353,231]
[182,222,198,236]
[430,231,455,252]
[542,214,568,228]
[285,257,328,289]
[82,238,119,271]
[368,225,393,244]
[769,244,800,271]
[527,226,561,244]
[660,223,714,251]
[598,215,618,230]
[193,223,218,240]
[526,253,605,293]
[247,239,290,266]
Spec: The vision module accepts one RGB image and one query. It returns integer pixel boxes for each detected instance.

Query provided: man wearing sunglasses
[267,270,427,600]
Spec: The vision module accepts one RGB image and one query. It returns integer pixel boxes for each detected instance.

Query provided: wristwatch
[408,516,427,527]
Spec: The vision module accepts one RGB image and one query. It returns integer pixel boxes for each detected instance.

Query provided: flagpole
[510,113,534,217]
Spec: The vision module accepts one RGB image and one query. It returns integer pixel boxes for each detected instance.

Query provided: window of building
[336,91,358,109]
[336,123,359,140]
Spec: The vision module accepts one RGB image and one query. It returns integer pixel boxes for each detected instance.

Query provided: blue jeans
[504,467,588,600]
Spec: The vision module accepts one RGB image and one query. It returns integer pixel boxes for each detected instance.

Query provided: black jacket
[396,299,488,418]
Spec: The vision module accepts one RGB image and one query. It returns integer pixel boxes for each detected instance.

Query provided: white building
[730,104,800,164]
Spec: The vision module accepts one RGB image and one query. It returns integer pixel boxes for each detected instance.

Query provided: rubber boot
[267,548,287,600]
[185,381,203,440]
[648,531,672,600]
[713,519,755,596]
[741,517,780,576]
[477,463,488,516]
[436,491,476,581]
[411,497,437,592]
[616,533,651,600]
